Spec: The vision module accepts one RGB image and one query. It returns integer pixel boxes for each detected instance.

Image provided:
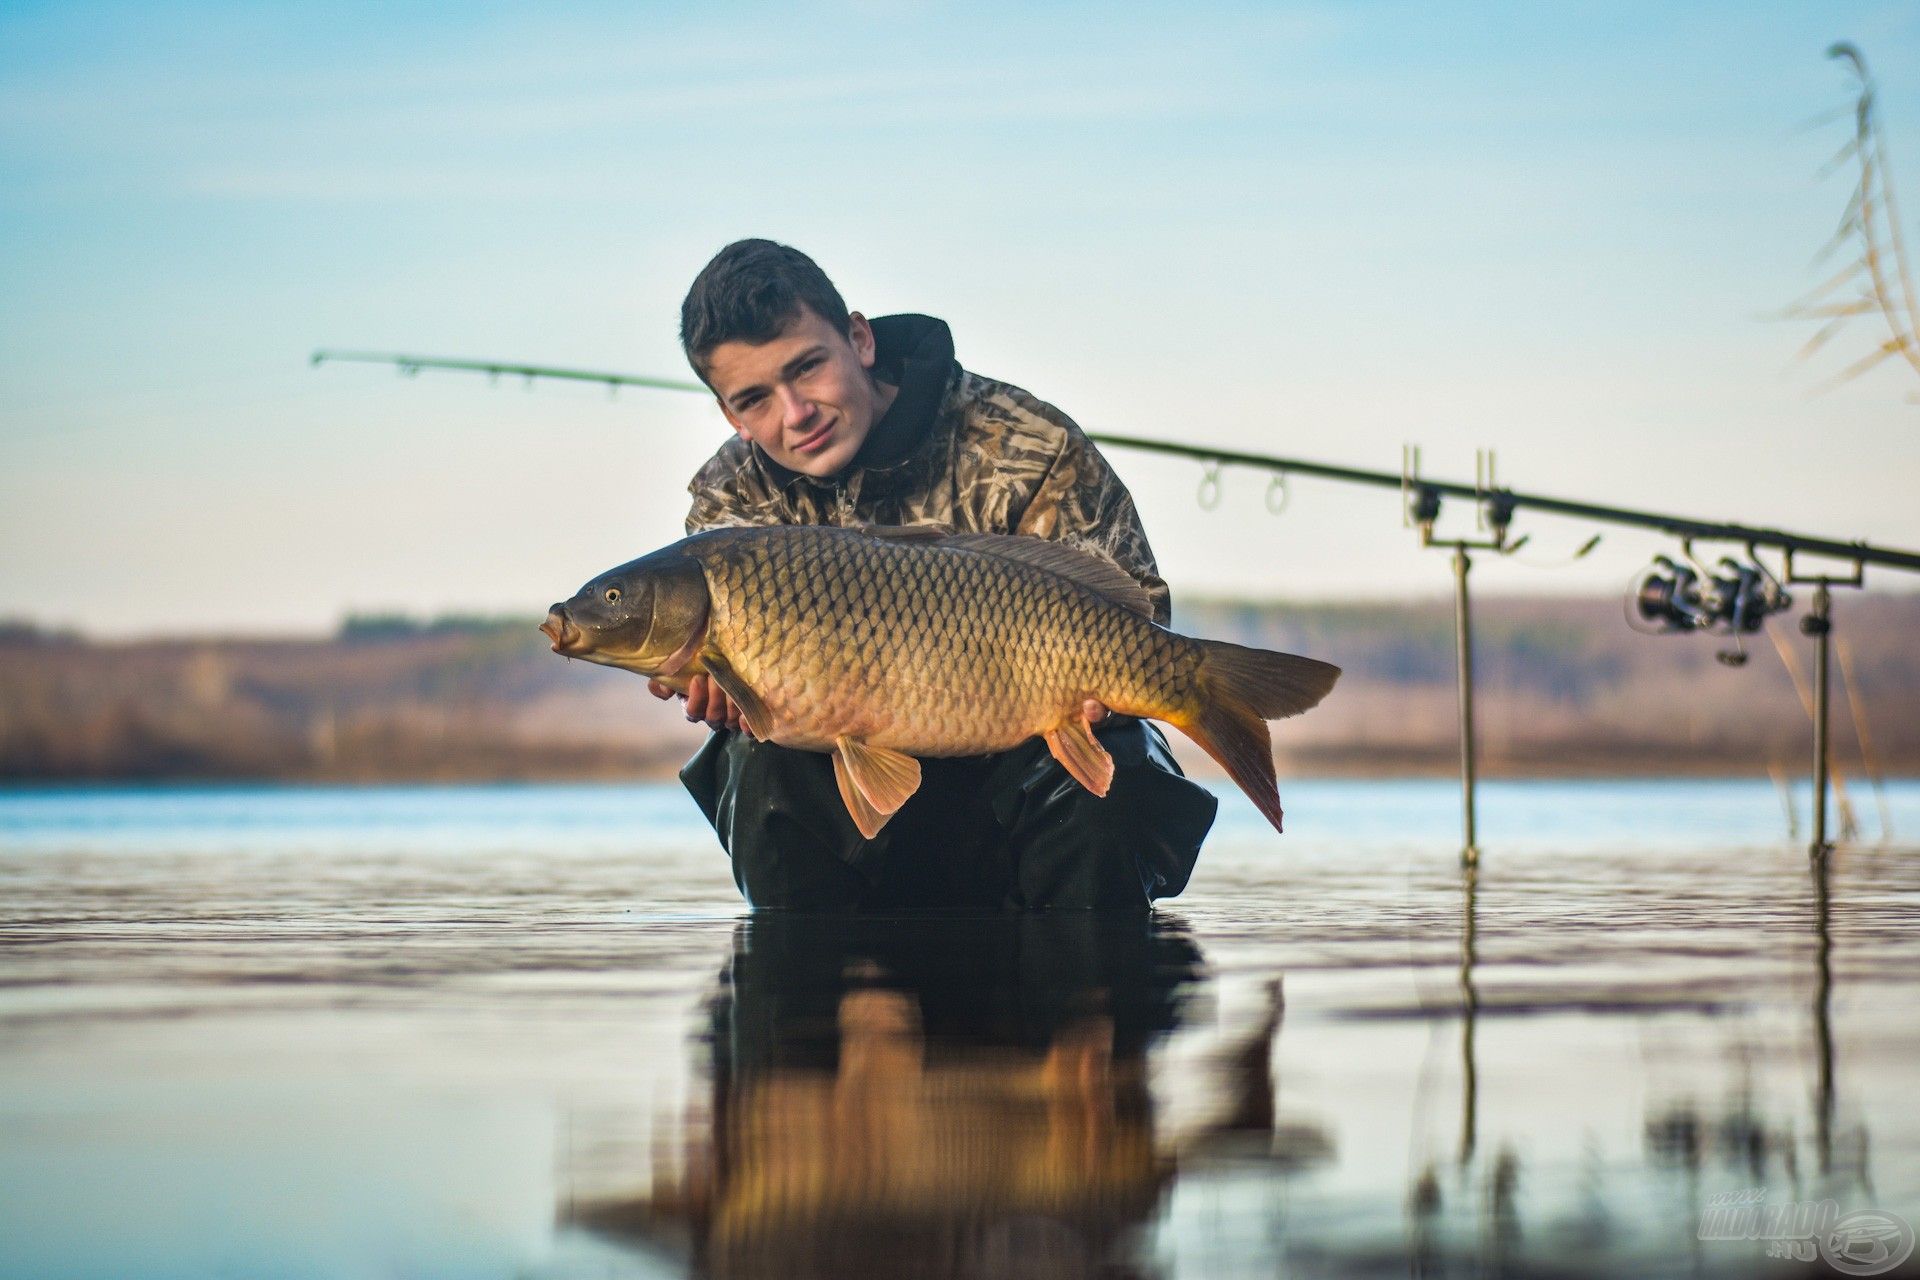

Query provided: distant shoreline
[8,594,1917,784]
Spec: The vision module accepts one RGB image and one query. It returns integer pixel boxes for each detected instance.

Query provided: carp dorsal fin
[853,524,951,541]
[943,534,1156,618]
[854,525,1155,618]
[832,736,922,838]
[700,651,775,742]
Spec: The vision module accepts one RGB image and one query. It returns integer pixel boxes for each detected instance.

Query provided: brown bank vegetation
[1,594,1915,783]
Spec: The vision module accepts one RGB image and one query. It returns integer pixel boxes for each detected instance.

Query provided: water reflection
[1459,863,1479,1169]
[1408,864,1524,1277]
[553,842,1917,1279]
[1814,848,1835,1174]
[10,785,1917,1277]
[1399,850,1906,1279]
[1640,852,1872,1188]
[570,913,1242,1278]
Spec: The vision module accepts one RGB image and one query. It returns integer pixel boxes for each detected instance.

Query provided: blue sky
[3,0,1918,634]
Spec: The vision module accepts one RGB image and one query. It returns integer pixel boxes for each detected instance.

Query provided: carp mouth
[540,605,585,655]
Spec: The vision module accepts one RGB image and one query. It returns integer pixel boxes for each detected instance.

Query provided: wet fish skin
[544,525,1339,837]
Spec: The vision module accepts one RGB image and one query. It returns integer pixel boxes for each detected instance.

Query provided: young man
[657,239,1216,910]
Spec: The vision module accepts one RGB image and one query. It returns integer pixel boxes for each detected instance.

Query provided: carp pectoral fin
[655,625,709,679]
[699,652,774,742]
[833,736,922,836]
[1044,715,1115,797]
[832,752,891,840]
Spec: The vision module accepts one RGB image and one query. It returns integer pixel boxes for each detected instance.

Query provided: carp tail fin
[1177,641,1342,836]
[1197,640,1341,722]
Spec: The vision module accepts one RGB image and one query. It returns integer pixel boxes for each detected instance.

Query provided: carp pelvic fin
[831,754,889,839]
[700,652,775,742]
[1044,713,1115,797]
[832,736,923,839]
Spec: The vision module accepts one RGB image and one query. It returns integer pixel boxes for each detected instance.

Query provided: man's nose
[776,383,815,429]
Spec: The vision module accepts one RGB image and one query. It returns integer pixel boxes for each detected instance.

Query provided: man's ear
[715,397,751,441]
[847,311,877,370]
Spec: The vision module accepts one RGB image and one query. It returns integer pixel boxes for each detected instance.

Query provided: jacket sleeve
[1013,428,1172,624]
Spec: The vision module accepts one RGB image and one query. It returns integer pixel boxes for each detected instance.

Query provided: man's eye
[796,358,822,375]
[734,394,763,411]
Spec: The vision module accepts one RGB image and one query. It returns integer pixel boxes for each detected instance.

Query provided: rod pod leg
[1803,583,1834,863]
[1453,545,1480,867]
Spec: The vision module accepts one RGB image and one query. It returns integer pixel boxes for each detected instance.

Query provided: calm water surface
[2,780,1918,1279]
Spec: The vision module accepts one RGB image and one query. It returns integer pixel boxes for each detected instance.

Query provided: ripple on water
[1,781,1917,1278]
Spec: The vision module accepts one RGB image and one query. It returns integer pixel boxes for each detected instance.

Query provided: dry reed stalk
[1765,624,1860,840]
[1769,761,1801,842]
[1835,634,1894,842]
[1786,45,1920,400]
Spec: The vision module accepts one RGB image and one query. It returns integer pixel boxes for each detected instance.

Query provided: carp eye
[604,587,621,604]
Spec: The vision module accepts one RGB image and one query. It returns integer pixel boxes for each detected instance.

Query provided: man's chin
[779,440,853,478]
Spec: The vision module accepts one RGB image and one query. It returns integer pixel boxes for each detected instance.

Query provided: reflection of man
[563,916,1318,1277]
[656,240,1217,910]
[568,914,1205,1275]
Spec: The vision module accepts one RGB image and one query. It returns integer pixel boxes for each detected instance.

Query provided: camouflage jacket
[685,314,1170,623]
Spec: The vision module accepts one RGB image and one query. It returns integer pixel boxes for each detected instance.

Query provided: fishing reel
[1632,552,1792,666]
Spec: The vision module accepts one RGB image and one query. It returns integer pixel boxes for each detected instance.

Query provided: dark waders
[680,717,1218,911]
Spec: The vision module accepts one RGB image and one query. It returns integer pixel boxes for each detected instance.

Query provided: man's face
[704,306,888,478]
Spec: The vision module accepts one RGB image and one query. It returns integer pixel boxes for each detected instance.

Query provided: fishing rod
[309,349,706,395]
[309,348,1920,574]
[1087,433,1920,576]
[313,346,1920,861]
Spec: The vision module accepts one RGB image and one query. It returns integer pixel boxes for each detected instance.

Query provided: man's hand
[648,674,744,732]
[1084,699,1109,725]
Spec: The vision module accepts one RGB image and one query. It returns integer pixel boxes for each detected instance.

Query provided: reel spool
[1632,554,1793,665]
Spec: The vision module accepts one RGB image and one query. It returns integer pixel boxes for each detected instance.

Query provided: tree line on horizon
[1,593,1915,784]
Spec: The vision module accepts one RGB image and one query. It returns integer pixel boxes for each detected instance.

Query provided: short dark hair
[679,239,852,382]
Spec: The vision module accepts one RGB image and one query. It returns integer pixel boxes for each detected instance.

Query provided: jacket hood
[856,314,958,471]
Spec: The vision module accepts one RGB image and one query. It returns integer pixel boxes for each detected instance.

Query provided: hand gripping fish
[541,526,1339,838]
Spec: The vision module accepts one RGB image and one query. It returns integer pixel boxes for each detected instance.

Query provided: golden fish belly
[695,530,1194,756]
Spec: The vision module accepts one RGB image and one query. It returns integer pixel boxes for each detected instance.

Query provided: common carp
[540,525,1339,838]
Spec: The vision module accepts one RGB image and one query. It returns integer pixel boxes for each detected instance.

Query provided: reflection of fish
[542,525,1338,836]
[567,913,1209,1271]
